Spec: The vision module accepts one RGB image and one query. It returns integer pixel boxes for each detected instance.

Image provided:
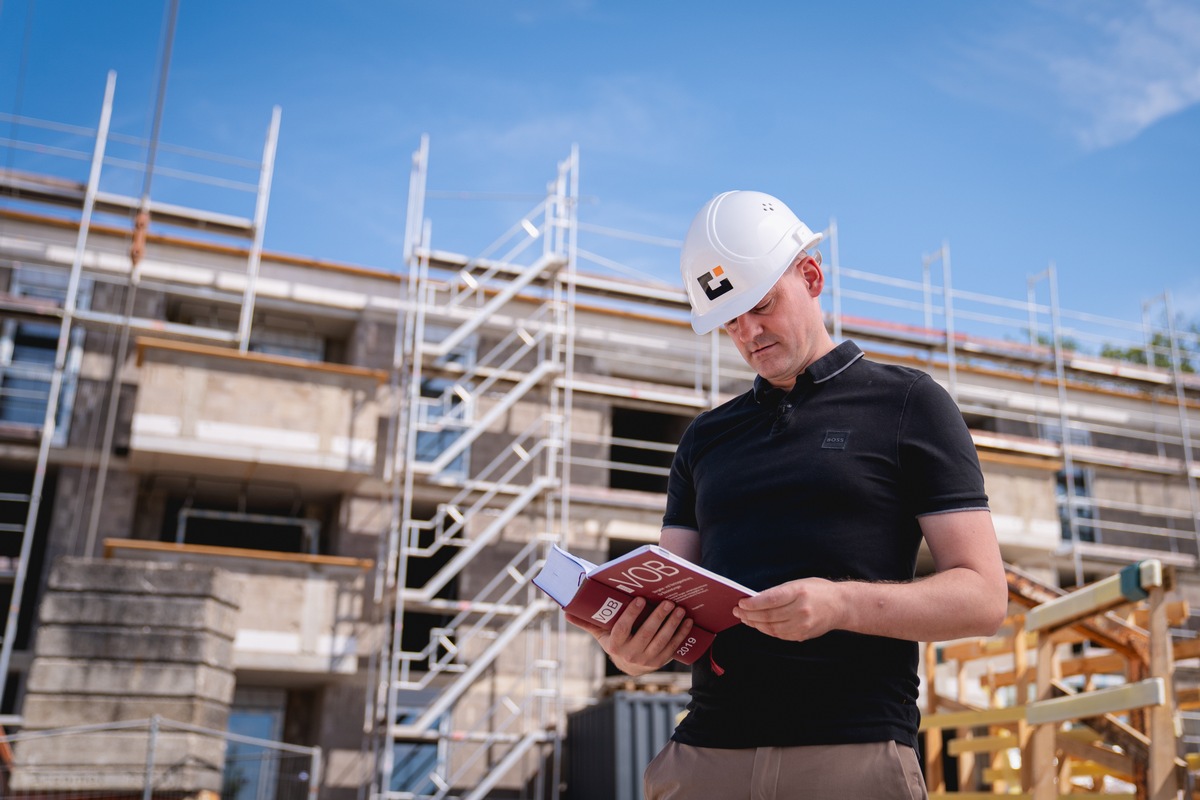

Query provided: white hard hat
[680,190,823,334]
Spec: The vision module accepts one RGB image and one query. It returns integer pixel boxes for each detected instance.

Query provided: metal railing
[0,715,321,800]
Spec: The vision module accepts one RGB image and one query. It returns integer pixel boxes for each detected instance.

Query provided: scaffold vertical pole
[941,241,958,401]
[1163,292,1200,557]
[237,104,282,353]
[0,70,115,707]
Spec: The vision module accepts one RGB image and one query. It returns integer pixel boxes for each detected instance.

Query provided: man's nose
[729,314,761,341]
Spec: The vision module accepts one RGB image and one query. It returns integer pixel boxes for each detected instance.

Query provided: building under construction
[0,75,1198,800]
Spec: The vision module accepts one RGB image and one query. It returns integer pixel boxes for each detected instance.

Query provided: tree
[1101,327,1198,374]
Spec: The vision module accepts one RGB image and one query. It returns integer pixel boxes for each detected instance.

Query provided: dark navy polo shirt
[663,340,988,750]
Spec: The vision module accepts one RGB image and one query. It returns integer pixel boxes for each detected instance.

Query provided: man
[569,190,1007,799]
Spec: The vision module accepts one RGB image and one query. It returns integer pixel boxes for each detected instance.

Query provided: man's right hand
[566,597,694,676]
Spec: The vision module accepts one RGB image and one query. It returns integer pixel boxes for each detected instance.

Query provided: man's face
[722,256,825,390]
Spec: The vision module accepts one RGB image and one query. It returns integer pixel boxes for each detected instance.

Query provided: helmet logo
[697,265,733,302]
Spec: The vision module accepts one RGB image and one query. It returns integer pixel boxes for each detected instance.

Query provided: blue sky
[2,0,1199,342]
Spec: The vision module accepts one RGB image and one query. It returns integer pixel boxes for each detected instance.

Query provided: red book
[533,543,755,665]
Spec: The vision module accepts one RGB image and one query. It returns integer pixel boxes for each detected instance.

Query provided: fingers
[609,598,693,671]
[737,584,790,612]
[644,603,693,657]
[569,598,697,675]
[620,598,687,648]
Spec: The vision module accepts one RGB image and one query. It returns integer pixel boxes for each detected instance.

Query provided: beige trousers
[643,740,928,800]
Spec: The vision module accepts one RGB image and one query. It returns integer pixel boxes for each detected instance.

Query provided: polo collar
[752,340,864,403]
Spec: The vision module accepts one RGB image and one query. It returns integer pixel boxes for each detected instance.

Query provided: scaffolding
[362,136,574,799]
[0,70,281,715]
[828,252,1200,576]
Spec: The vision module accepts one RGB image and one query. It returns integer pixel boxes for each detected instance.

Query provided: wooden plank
[1012,613,1032,794]
[1029,632,1056,800]
[1057,732,1133,777]
[1075,711,1150,766]
[1049,681,1145,758]
[982,630,1177,691]
[1006,567,1150,663]
[135,336,390,382]
[981,650,1127,689]
[941,629,1036,662]
[919,705,1025,731]
[103,537,374,570]
[924,639,946,793]
[1027,678,1165,725]
[955,658,975,789]
[927,696,978,714]
[1068,761,1129,779]
[1125,599,1189,629]
[1026,561,1162,633]
[946,733,1017,756]
[1147,584,1179,800]
[958,787,1135,800]
[1175,637,1200,662]
[982,766,1023,785]
[1053,684,1192,779]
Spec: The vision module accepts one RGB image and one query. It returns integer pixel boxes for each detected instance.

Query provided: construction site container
[565,690,689,800]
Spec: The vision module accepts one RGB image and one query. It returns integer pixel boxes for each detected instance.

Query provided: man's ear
[800,255,824,297]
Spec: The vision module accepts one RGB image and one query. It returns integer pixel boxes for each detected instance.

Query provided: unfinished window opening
[177,509,319,554]
[165,298,348,364]
[960,411,997,434]
[608,407,691,494]
[158,490,324,556]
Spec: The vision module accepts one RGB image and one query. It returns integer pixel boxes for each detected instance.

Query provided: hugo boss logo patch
[697,265,733,301]
[821,430,850,450]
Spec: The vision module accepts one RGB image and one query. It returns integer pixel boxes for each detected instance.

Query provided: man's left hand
[733,578,847,641]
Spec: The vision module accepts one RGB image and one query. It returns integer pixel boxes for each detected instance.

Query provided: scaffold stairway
[373,141,577,799]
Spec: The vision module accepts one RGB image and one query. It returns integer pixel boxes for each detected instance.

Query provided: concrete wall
[13,557,239,794]
[130,342,384,487]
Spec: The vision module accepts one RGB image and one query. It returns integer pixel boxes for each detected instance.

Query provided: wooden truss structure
[923,560,1199,799]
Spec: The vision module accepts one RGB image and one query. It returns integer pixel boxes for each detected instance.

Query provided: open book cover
[533,543,756,665]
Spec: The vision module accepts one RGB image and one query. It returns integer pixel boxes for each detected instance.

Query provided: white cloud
[939,0,1200,150]
[1046,0,1200,149]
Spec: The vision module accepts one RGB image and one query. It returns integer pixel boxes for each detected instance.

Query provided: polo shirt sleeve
[898,373,990,516]
[661,419,700,532]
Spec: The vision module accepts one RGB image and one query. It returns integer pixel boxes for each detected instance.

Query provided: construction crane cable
[139,0,177,207]
[84,0,179,558]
